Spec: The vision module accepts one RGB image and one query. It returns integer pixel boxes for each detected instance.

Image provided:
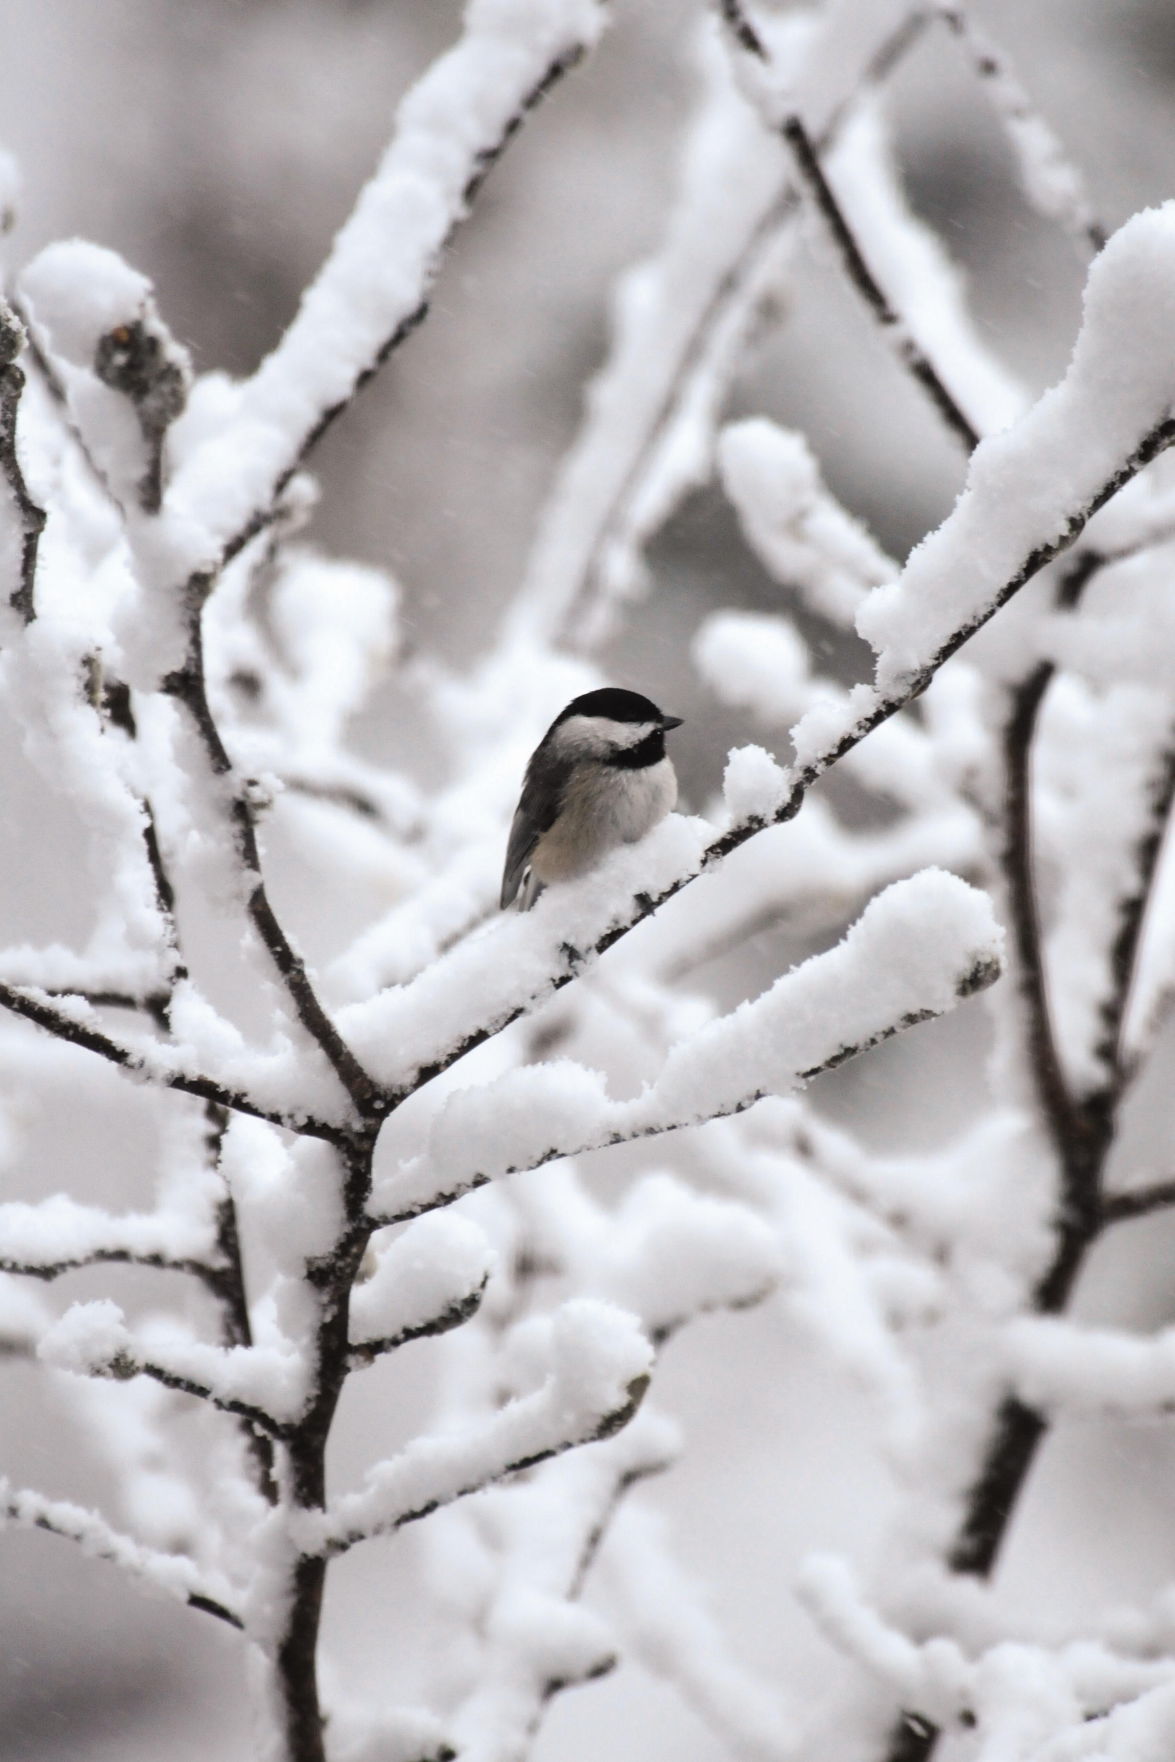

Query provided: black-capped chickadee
[501,687,684,911]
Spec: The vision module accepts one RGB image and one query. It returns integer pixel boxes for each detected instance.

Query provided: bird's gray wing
[500,746,566,909]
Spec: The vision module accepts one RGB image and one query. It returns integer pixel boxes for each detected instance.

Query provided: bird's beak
[661,715,684,731]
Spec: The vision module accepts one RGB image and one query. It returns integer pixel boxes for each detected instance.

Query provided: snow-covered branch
[0,979,352,1142]
[304,1301,653,1559]
[39,1299,303,1438]
[371,869,1001,1223]
[1,1478,243,1629]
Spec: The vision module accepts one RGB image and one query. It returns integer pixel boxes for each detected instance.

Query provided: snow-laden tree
[4,2,1175,1759]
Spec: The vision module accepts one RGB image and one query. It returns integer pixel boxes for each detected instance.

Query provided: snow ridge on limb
[300,1300,653,1558]
[370,870,1001,1224]
[0,1476,242,1629]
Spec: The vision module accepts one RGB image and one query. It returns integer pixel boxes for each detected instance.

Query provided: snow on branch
[302,1300,653,1559]
[604,1504,797,1762]
[852,206,1175,697]
[780,113,980,453]
[371,869,1001,1223]
[167,0,610,587]
[0,1192,213,1281]
[19,241,192,515]
[0,979,353,1142]
[39,1298,304,1437]
[1003,1315,1175,1418]
[934,4,1106,255]
[0,1477,242,1629]
[349,1213,496,1364]
[716,417,896,628]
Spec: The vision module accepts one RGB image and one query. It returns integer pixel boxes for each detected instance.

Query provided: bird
[500,687,684,911]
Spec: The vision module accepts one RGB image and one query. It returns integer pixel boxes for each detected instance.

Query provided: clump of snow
[1004,1315,1175,1416]
[695,609,813,726]
[38,1299,130,1375]
[796,1552,970,1722]
[720,743,792,825]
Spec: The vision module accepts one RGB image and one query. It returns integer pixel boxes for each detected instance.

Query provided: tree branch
[97,1347,292,1440]
[1092,728,1175,1092]
[781,114,981,453]
[0,978,349,1143]
[1100,1178,1175,1226]
[312,1375,650,1562]
[1,1481,244,1629]
[348,1282,488,1368]
[163,621,385,1123]
[0,1246,212,1282]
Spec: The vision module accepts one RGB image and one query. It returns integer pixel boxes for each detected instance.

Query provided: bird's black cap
[555,687,679,727]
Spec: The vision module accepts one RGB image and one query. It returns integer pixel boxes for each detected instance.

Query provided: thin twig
[781,114,981,453]
[0,1247,213,1281]
[1100,1179,1175,1226]
[935,3,1107,256]
[348,1282,488,1368]
[2,1486,244,1629]
[1092,730,1175,1091]
[314,1377,650,1561]
[103,1348,291,1440]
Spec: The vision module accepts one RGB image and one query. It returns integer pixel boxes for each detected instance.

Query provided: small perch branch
[101,1347,291,1440]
